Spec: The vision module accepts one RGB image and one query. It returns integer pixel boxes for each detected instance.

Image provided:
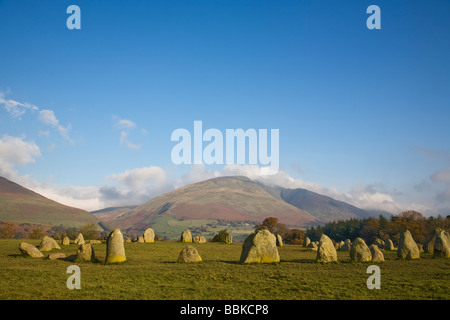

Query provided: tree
[28,227,44,239]
[0,222,15,239]
[212,229,230,243]
[79,223,98,240]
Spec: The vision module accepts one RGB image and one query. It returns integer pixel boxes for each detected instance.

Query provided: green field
[0,239,449,300]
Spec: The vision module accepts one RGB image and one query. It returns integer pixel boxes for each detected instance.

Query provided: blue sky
[1,0,449,215]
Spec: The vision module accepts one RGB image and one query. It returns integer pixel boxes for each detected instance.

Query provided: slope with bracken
[0,176,104,230]
[107,176,318,233]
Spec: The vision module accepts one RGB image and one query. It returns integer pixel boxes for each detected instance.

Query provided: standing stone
[89,240,101,244]
[143,228,155,243]
[239,229,280,264]
[177,246,202,263]
[426,228,443,254]
[199,236,206,244]
[62,236,70,246]
[397,230,420,260]
[350,237,372,262]
[303,237,311,247]
[307,242,318,250]
[225,235,233,244]
[105,229,126,264]
[77,244,95,261]
[137,236,144,243]
[19,242,44,258]
[276,234,283,247]
[384,239,395,251]
[373,238,385,248]
[192,236,200,243]
[340,239,352,251]
[316,234,338,263]
[39,236,61,252]
[370,244,385,263]
[433,229,450,258]
[180,230,192,243]
[75,233,85,245]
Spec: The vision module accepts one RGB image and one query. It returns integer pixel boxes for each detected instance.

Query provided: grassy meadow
[0,239,449,300]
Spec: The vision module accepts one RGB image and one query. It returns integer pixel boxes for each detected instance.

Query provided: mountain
[259,184,374,223]
[104,176,318,233]
[0,176,104,230]
[91,205,138,226]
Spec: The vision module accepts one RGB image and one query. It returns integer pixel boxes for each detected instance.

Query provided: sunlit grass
[0,239,448,300]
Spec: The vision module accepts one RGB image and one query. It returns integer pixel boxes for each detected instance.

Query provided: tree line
[305,210,450,245]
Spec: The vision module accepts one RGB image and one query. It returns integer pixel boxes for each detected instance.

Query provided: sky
[0,0,450,216]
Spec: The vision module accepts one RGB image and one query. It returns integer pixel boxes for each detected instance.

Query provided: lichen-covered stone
[19,242,44,258]
[433,229,450,258]
[350,237,372,262]
[276,234,283,247]
[316,234,337,263]
[143,228,155,243]
[177,246,202,263]
[370,244,384,262]
[62,236,70,246]
[339,239,352,252]
[239,229,280,264]
[39,236,61,252]
[75,233,85,245]
[77,244,95,261]
[384,239,395,251]
[105,229,126,264]
[180,230,192,243]
[397,230,420,260]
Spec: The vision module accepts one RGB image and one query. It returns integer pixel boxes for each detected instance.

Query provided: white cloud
[114,116,143,150]
[0,92,38,119]
[38,109,73,143]
[0,135,41,170]
[107,166,166,189]
[1,91,73,143]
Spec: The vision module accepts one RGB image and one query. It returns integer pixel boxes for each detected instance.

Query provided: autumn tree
[0,222,15,239]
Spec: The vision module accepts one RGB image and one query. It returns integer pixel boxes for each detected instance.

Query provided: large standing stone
[384,239,395,251]
[77,244,95,261]
[39,236,61,252]
[105,229,126,264]
[62,236,70,246]
[19,242,44,258]
[316,234,337,263]
[177,246,202,263]
[239,229,280,264]
[180,230,192,243]
[370,244,385,262]
[225,235,233,244]
[199,236,206,244]
[137,236,144,243]
[143,228,155,243]
[397,230,420,260]
[276,234,283,247]
[350,237,372,262]
[433,229,450,258]
[192,236,200,243]
[75,233,85,245]
[340,239,352,252]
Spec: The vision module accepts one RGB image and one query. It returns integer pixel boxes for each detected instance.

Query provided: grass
[0,239,449,300]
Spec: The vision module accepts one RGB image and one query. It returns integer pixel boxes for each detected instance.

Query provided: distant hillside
[104,176,318,233]
[259,183,391,222]
[0,176,104,230]
[91,205,138,226]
